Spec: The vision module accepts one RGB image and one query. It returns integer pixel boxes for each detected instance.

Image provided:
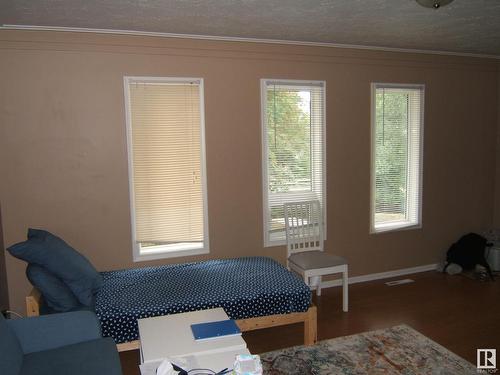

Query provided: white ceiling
[1,0,500,57]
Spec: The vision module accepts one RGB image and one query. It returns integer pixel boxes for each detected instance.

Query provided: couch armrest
[7,311,103,354]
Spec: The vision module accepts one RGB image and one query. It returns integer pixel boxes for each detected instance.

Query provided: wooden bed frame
[26,288,317,352]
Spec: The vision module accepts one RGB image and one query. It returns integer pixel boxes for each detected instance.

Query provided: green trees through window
[374,90,409,222]
[262,80,325,244]
[371,84,423,232]
[267,89,312,193]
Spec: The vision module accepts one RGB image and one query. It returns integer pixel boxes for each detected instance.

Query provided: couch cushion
[20,338,122,375]
[26,264,82,312]
[0,314,24,375]
[8,229,102,306]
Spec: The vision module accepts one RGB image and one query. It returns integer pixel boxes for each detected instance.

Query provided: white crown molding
[312,263,439,290]
[1,24,499,61]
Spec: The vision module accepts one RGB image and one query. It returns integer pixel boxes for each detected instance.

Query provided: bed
[26,257,317,351]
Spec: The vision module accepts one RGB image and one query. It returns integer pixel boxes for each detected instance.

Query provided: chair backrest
[284,200,324,257]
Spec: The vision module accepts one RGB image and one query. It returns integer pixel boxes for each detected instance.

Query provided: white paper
[139,357,191,375]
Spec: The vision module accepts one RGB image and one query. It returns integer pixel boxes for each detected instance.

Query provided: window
[124,77,209,261]
[261,79,326,246]
[370,83,424,233]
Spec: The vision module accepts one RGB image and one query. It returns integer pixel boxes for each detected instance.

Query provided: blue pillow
[26,264,82,312]
[8,229,102,306]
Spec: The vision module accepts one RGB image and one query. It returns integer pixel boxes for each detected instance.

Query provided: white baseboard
[312,263,439,289]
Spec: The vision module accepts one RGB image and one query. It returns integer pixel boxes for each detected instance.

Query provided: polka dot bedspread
[95,256,311,344]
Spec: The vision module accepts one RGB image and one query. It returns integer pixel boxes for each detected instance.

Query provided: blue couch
[0,311,122,375]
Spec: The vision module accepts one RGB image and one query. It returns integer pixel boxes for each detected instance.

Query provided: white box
[487,246,500,271]
[138,308,247,363]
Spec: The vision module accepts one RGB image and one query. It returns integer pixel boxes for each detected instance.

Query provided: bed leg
[304,305,317,346]
[26,288,41,317]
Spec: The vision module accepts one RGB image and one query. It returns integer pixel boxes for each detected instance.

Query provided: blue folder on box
[191,319,241,341]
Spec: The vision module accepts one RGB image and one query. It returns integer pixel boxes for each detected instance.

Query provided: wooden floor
[120,271,500,374]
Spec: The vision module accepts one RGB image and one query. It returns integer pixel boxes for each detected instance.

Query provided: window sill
[133,243,209,262]
[264,238,287,248]
[371,221,421,234]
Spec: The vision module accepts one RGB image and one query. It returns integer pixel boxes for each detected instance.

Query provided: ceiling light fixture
[416,0,454,9]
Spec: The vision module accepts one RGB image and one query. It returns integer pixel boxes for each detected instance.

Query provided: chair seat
[20,338,121,375]
[289,251,347,271]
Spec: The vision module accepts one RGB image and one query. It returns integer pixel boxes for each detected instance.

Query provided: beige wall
[0,30,498,314]
[494,66,500,226]
[0,204,9,311]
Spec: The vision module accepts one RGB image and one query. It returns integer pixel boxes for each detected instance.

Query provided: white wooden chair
[284,200,348,312]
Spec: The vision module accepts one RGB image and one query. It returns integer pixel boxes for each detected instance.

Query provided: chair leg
[316,275,322,296]
[342,268,349,312]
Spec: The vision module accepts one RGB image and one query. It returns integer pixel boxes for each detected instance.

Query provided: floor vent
[385,278,415,286]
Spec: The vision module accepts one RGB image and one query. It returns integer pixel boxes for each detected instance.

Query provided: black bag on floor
[443,233,494,280]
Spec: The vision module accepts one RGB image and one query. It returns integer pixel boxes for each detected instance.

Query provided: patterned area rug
[260,325,476,374]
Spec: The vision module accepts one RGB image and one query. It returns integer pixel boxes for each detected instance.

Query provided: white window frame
[124,76,210,261]
[370,82,424,234]
[261,79,327,247]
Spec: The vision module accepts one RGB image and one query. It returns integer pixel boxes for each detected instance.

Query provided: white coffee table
[138,308,250,373]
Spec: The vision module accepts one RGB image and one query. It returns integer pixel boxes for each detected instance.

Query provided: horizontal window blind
[126,78,207,252]
[262,80,326,245]
[371,84,423,232]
